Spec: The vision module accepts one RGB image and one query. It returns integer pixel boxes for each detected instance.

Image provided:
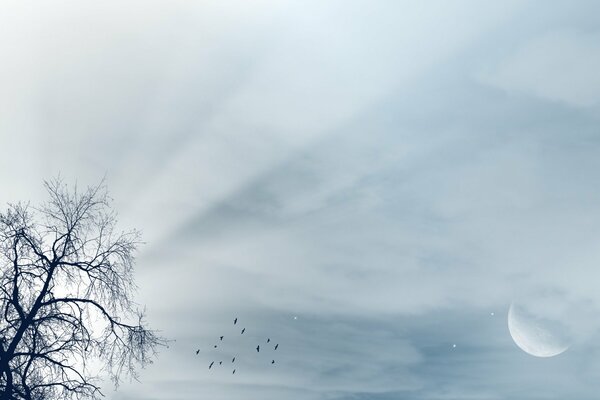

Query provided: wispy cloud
[480,30,600,107]
[2,1,600,399]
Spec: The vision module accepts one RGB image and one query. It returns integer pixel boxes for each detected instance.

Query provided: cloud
[3,1,600,399]
[479,30,600,107]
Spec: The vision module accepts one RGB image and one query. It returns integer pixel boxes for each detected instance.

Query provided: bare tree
[0,180,166,400]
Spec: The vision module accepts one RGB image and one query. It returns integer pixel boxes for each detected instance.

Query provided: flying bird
[267,338,270,343]
[241,328,245,334]
[196,349,200,355]
[220,336,224,341]
[219,361,222,365]
[232,369,236,374]
[271,360,275,364]
[274,344,279,350]
[234,318,237,325]
[232,357,235,363]
[209,361,214,369]
[214,345,217,348]
[256,345,260,352]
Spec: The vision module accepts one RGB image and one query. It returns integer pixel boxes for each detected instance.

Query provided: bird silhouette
[232,357,236,363]
[196,349,200,355]
[267,338,270,343]
[232,369,236,374]
[241,328,245,334]
[220,336,224,341]
[256,345,260,352]
[209,361,214,369]
[274,344,279,350]
[219,361,222,365]
[271,360,275,364]
[214,345,217,348]
[234,318,237,325]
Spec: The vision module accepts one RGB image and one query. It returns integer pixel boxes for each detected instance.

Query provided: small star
[293,316,298,320]
[452,344,457,348]
[490,312,495,316]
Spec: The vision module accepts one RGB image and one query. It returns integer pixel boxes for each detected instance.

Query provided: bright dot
[293,316,298,320]
[490,312,495,316]
[452,344,457,348]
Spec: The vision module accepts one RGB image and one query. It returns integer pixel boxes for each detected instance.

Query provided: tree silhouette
[0,180,165,400]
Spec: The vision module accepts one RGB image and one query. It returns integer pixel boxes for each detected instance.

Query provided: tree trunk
[1,261,56,400]
[0,365,13,400]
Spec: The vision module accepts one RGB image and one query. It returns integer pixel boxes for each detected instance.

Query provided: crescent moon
[507,302,570,358]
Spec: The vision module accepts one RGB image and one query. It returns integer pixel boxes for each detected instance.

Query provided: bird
[232,369,236,374]
[220,336,224,341]
[241,328,245,334]
[214,345,217,348]
[271,360,275,364]
[219,361,222,365]
[256,345,260,352]
[196,349,200,355]
[232,357,236,363]
[267,338,270,343]
[209,361,214,369]
[274,344,279,350]
[234,318,237,325]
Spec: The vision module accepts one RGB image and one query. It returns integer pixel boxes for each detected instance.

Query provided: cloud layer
[2,1,600,399]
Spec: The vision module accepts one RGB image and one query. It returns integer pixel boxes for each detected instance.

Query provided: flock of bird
[195,317,279,375]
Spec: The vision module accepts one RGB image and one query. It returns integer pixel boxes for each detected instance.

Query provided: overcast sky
[2,1,600,399]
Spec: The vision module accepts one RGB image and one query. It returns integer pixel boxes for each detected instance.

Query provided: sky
[2,1,600,399]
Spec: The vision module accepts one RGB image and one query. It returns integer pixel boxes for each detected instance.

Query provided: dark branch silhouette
[0,179,166,400]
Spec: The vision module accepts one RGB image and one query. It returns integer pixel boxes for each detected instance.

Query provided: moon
[507,302,570,358]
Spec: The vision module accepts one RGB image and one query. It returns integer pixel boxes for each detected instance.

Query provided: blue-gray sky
[2,1,600,399]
